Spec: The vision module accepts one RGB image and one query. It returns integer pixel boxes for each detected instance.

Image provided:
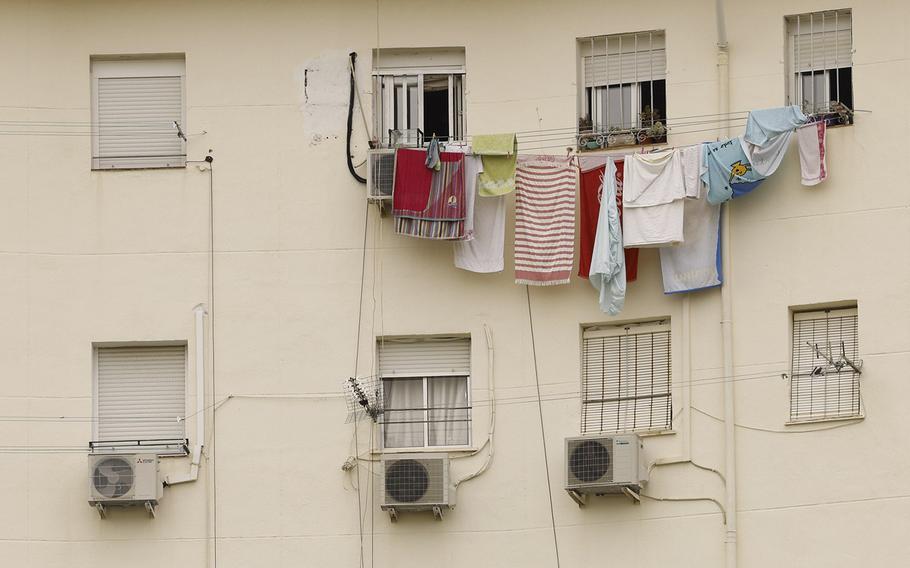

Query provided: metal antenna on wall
[807,341,863,375]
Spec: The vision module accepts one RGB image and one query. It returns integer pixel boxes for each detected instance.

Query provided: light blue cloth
[703,139,767,205]
[589,159,626,314]
[743,105,808,146]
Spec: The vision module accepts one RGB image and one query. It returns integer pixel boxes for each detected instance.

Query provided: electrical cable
[207,159,218,568]
[346,52,367,184]
[525,286,561,568]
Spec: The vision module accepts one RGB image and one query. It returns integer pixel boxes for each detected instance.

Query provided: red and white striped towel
[514,157,577,286]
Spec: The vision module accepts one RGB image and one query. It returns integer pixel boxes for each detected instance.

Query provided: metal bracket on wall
[567,489,588,508]
[387,507,398,523]
[145,501,158,519]
[621,486,641,504]
[432,505,444,521]
[95,503,106,519]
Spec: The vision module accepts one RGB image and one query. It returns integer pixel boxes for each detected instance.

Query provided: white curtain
[383,378,424,448]
[428,376,469,446]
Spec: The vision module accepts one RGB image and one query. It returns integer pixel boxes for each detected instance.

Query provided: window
[94,345,187,450]
[378,336,471,449]
[786,10,853,124]
[372,48,465,147]
[582,321,671,434]
[790,307,861,423]
[91,55,187,169]
[578,31,667,150]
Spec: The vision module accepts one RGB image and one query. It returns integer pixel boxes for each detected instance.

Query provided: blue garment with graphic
[702,138,767,205]
[743,105,807,146]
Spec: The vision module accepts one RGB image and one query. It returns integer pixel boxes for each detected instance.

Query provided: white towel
[623,149,686,247]
[680,145,702,198]
[740,130,794,177]
[659,192,722,293]
[797,122,828,186]
[454,156,505,272]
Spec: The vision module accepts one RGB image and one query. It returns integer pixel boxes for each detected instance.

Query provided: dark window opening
[423,75,450,141]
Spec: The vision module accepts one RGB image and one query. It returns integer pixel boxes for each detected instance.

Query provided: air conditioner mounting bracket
[95,503,107,519]
[145,501,158,519]
[387,507,398,523]
[622,486,641,504]
[432,505,444,521]
[567,489,588,508]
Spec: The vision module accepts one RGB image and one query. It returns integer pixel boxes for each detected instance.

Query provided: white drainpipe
[716,1,738,567]
[166,303,207,485]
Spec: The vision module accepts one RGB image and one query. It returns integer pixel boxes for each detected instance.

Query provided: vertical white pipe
[716,2,737,567]
[165,303,207,486]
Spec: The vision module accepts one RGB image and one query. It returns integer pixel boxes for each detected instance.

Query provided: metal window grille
[578,30,667,149]
[582,322,672,434]
[786,10,853,120]
[378,337,471,449]
[790,307,861,422]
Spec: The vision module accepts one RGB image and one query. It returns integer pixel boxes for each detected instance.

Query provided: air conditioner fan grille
[569,439,612,483]
[385,459,429,503]
[92,457,135,498]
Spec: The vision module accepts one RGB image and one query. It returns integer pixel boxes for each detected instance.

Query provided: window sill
[785,414,864,427]
[91,165,187,172]
[373,445,477,456]
[637,429,676,438]
[89,439,189,457]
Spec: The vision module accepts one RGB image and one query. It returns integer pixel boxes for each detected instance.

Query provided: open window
[372,48,465,147]
[786,10,853,126]
[578,31,667,150]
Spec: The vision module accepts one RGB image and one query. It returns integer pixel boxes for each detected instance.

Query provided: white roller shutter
[96,345,187,442]
[378,337,471,378]
[790,307,860,422]
[91,57,186,169]
[788,10,852,72]
[582,32,666,86]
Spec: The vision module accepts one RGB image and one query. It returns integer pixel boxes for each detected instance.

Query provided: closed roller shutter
[583,32,666,86]
[378,337,471,377]
[788,10,852,72]
[790,307,860,422]
[97,345,186,442]
[582,322,672,434]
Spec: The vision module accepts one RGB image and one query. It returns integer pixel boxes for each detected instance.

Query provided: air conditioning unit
[565,434,646,505]
[367,148,395,202]
[381,453,453,521]
[88,454,162,518]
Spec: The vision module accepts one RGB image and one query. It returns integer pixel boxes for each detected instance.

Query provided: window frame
[377,336,472,452]
[577,30,668,150]
[91,341,189,456]
[90,54,187,170]
[372,48,467,148]
[784,9,854,124]
[788,306,863,424]
[580,320,673,435]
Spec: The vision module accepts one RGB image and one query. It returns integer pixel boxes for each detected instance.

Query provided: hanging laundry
[680,145,702,198]
[702,138,766,205]
[514,156,576,286]
[623,148,686,247]
[659,153,723,294]
[740,130,794,177]
[614,159,639,282]
[425,136,441,171]
[797,121,828,186]
[455,156,506,273]
[577,156,638,281]
[474,133,518,196]
[589,159,626,314]
[743,105,807,147]
[393,148,467,240]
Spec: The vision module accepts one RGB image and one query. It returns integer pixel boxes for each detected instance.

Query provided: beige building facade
[1,1,908,566]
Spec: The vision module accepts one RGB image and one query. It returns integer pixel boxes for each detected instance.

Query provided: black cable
[526,286,561,568]
[347,52,367,184]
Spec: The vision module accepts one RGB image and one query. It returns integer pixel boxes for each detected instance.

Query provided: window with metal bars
[785,10,854,126]
[790,307,861,423]
[581,321,672,434]
[378,336,471,450]
[577,31,667,151]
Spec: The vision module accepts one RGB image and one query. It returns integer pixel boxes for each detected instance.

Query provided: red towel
[577,158,638,281]
[392,148,467,239]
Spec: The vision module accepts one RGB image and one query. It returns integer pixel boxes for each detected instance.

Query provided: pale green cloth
[474,133,518,196]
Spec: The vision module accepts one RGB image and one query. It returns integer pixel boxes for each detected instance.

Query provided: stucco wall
[1,1,908,566]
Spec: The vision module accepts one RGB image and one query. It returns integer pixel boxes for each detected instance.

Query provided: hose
[347,52,367,184]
